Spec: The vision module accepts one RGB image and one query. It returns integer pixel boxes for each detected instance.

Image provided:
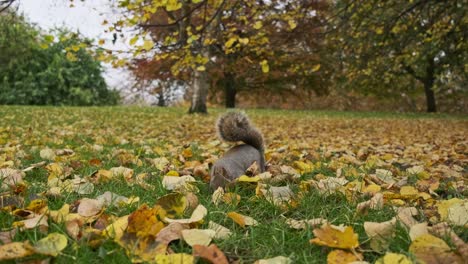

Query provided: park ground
[0,106,467,263]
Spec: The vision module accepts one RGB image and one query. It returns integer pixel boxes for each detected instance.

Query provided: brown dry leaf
[15,214,49,231]
[356,193,383,214]
[429,222,468,259]
[246,161,259,176]
[375,253,412,264]
[363,218,396,252]
[409,222,429,241]
[181,229,216,247]
[396,207,419,228]
[31,232,68,256]
[193,244,229,264]
[409,234,464,264]
[153,222,188,255]
[285,218,327,230]
[310,223,359,249]
[162,175,196,191]
[257,184,294,206]
[327,249,363,264]
[0,168,25,190]
[0,229,16,244]
[0,242,34,261]
[208,221,232,239]
[227,211,258,228]
[109,166,134,180]
[77,198,103,217]
[65,219,81,240]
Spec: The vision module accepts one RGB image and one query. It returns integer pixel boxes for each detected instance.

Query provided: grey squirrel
[210,112,266,190]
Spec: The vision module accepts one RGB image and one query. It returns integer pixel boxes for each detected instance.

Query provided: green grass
[0,106,466,263]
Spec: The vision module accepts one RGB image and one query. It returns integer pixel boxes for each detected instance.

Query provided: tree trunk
[224,72,236,108]
[424,58,437,113]
[189,69,208,114]
[157,88,165,107]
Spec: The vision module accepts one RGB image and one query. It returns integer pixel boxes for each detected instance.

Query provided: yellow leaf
[311,64,321,73]
[142,40,154,51]
[0,242,34,261]
[165,0,182,12]
[129,36,139,45]
[409,234,463,263]
[196,65,206,71]
[288,20,297,30]
[327,249,362,264]
[238,175,260,182]
[154,253,194,264]
[254,21,263,29]
[166,170,180,177]
[260,60,269,73]
[98,39,105,45]
[239,38,249,45]
[32,233,68,256]
[225,37,237,48]
[375,253,412,264]
[310,223,359,249]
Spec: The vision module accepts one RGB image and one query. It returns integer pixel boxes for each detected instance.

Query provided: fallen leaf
[181,229,216,246]
[208,221,232,239]
[193,244,229,264]
[165,204,207,224]
[212,187,224,205]
[375,252,412,264]
[285,218,327,230]
[227,212,258,228]
[32,232,68,256]
[409,222,429,241]
[364,218,396,252]
[310,223,359,249]
[327,249,362,264]
[162,175,196,191]
[0,242,34,261]
[254,256,292,264]
[409,234,464,264]
[77,198,103,217]
[154,253,194,263]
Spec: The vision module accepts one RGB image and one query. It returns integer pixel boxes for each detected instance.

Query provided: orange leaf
[193,244,229,264]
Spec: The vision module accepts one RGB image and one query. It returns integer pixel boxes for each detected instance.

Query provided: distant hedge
[0,12,119,106]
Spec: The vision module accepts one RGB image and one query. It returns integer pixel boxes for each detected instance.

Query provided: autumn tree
[109,0,329,112]
[329,0,467,112]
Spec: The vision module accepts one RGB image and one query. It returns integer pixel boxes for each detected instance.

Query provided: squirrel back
[210,112,265,190]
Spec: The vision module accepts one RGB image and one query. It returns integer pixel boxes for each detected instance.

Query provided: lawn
[0,106,466,263]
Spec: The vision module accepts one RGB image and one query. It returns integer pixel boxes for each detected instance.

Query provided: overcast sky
[18,0,133,89]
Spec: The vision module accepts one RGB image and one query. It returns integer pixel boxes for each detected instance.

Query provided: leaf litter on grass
[0,107,466,263]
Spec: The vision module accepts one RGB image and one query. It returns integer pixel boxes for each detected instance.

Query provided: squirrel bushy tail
[216,112,264,152]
